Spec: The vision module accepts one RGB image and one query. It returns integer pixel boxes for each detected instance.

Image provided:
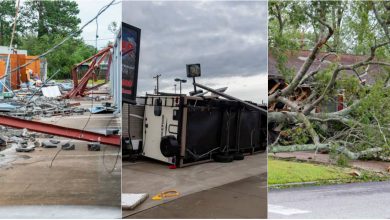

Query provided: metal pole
[2,0,20,93]
[153,74,161,94]
[193,82,267,114]
[179,81,182,94]
[174,84,177,94]
[0,114,120,146]
[192,77,196,93]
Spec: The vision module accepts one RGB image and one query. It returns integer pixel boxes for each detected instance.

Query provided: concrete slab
[0,139,121,218]
[0,205,121,219]
[36,111,120,135]
[122,152,267,218]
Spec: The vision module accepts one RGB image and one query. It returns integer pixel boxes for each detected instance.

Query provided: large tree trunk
[270,143,383,160]
[269,144,330,153]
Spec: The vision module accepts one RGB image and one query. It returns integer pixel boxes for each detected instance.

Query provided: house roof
[0,46,27,55]
[268,50,388,85]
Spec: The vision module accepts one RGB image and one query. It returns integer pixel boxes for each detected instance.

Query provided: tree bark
[270,144,383,160]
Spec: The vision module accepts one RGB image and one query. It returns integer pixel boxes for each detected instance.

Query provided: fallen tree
[268,1,390,161]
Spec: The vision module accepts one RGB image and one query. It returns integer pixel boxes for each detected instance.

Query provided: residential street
[269,181,390,219]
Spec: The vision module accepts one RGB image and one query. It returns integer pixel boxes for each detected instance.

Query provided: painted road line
[268,204,311,216]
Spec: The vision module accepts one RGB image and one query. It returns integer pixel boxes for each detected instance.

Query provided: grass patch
[268,158,390,188]
[268,158,350,185]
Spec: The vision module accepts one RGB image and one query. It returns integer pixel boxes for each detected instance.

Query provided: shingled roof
[268,50,388,85]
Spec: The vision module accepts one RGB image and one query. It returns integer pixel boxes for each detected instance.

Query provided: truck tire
[214,154,234,163]
[160,135,180,157]
[233,153,244,160]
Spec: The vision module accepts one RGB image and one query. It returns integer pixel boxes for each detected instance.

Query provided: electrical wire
[95,15,99,51]
[83,37,115,42]
[47,0,116,168]
[103,144,121,174]
[0,0,116,80]
[80,76,94,136]
[49,148,63,168]
[17,69,61,112]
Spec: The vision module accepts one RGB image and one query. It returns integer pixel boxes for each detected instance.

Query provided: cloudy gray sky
[123,1,268,103]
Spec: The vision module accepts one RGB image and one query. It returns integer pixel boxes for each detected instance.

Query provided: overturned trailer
[126,94,267,167]
[121,22,266,167]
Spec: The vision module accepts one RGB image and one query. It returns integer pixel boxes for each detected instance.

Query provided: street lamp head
[175,78,187,83]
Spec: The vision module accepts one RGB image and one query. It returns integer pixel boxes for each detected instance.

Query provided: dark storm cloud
[122,1,267,98]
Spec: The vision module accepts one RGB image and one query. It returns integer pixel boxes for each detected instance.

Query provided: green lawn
[268,158,351,185]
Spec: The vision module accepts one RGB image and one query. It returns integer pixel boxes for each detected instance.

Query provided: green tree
[20,0,80,37]
[0,0,23,46]
[20,35,96,79]
[11,0,97,79]
[268,0,390,161]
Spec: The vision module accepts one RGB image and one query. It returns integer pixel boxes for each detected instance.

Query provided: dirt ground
[122,152,267,218]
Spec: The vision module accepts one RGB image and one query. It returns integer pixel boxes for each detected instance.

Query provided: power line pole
[153,74,161,94]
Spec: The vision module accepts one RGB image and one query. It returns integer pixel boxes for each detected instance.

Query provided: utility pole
[153,74,161,94]
[174,84,177,94]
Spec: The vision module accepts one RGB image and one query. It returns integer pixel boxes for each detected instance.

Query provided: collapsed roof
[268,50,389,85]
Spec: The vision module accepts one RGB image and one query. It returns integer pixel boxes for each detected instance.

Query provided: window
[154,98,162,116]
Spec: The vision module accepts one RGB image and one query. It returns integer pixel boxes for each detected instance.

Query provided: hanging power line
[83,37,115,42]
[0,0,116,81]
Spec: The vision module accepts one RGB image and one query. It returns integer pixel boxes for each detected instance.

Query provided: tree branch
[269,15,334,103]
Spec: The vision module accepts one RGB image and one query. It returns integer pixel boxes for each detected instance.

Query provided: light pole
[174,78,187,95]
[174,84,177,94]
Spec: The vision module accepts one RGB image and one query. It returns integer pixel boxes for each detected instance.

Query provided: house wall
[0,54,42,89]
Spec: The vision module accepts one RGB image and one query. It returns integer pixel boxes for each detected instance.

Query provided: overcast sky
[77,0,121,49]
[123,1,268,103]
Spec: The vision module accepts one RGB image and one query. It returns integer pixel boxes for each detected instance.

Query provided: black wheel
[160,135,179,157]
[232,153,244,160]
[214,154,234,163]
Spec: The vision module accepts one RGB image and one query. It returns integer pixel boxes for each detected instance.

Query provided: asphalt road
[268,181,390,219]
[126,173,267,219]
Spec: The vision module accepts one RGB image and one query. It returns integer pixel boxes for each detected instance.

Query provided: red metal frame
[66,46,113,98]
[0,115,120,146]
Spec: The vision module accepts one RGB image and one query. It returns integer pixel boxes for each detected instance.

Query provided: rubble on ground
[0,81,116,118]
[88,142,101,151]
[0,96,86,118]
[0,127,54,153]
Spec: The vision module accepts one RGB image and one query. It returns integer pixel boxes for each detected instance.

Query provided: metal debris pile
[0,80,116,118]
[0,96,85,118]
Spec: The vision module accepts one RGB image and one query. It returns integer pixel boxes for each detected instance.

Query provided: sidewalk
[122,153,267,217]
[271,152,390,173]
